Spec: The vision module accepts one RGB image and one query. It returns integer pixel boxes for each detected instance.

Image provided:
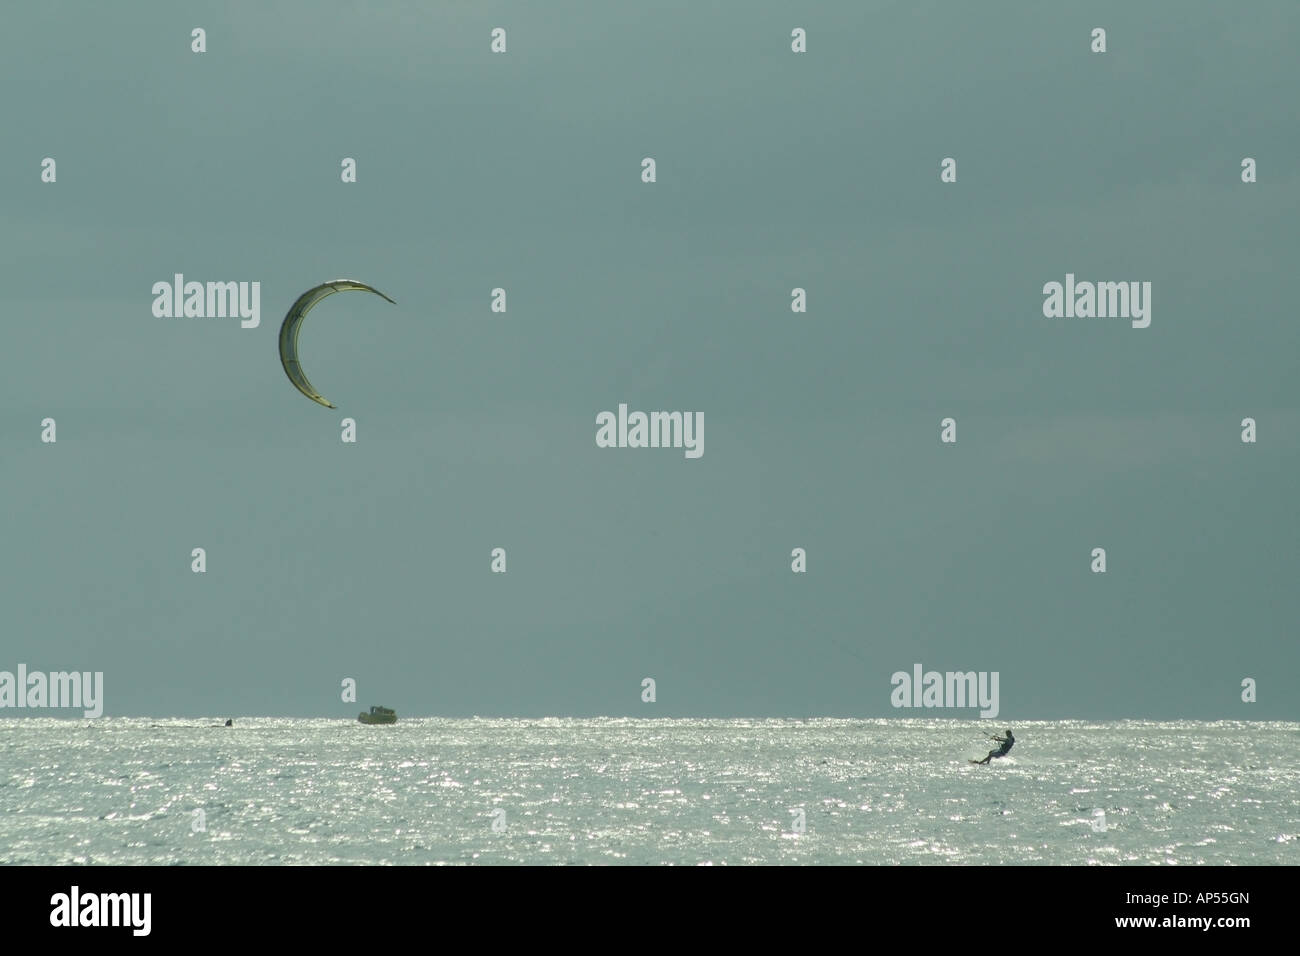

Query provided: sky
[2,2,1297,718]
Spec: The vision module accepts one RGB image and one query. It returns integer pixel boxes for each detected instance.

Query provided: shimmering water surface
[2,718,1296,865]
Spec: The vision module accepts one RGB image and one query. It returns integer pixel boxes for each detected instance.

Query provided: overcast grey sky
[2,2,1296,718]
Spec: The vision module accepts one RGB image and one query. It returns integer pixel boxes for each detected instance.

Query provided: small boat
[358,705,397,725]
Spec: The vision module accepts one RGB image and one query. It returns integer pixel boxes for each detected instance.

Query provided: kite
[278,280,396,408]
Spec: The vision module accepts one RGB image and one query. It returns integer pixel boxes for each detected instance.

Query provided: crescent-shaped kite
[278,279,396,408]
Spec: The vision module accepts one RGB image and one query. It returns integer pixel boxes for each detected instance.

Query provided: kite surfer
[972,729,1014,765]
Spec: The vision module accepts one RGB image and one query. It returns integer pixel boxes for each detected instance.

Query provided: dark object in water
[358,705,397,725]
[225,719,233,727]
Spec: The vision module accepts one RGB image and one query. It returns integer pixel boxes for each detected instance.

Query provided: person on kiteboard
[975,729,1014,765]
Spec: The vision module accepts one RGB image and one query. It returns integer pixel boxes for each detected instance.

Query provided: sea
[2,718,1296,865]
